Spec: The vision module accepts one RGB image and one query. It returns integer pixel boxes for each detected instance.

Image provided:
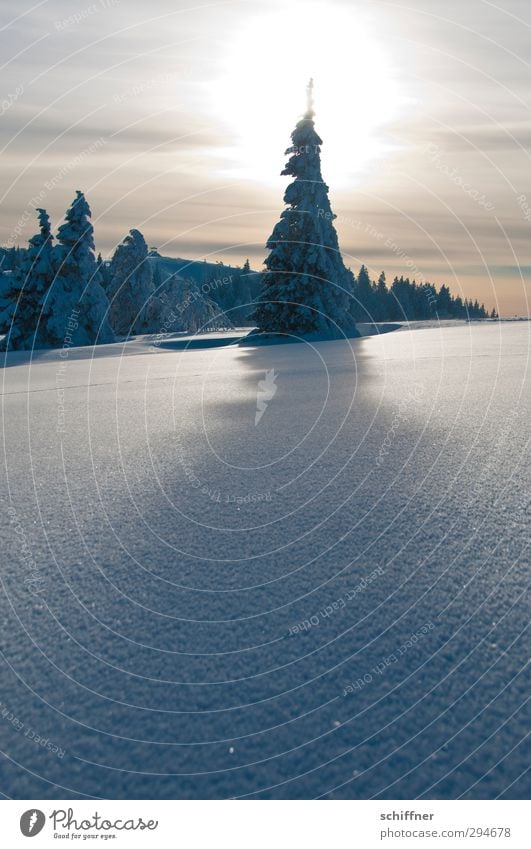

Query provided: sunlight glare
[213,3,402,186]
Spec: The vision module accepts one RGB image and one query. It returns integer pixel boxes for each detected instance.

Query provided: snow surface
[0,322,529,799]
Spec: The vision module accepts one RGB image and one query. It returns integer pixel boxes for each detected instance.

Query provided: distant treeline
[0,201,496,352]
[346,265,495,322]
[202,261,497,323]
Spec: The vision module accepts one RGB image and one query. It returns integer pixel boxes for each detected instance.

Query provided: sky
[0,0,530,316]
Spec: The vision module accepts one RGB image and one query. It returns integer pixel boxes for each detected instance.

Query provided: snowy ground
[0,322,529,799]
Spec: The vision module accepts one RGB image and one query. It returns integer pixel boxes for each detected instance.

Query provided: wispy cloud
[0,0,529,314]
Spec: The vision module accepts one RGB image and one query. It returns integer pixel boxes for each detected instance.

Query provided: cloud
[0,0,529,315]
[415,123,531,153]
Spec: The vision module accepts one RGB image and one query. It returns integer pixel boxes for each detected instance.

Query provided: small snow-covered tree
[41,191,114,347]
[436,284,452,318]
[106,229,158,335]
[159,274,231,333]
[352,264,379,322]
[97,252,111,288]
[374,271,391,321]
[253,80,355,336]
[0,208,55,350]
[0,246,23,273]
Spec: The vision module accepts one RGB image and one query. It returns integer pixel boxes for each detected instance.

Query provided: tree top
[305,78,315,120]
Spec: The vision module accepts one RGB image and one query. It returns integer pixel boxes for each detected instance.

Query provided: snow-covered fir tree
[374,271,390,320]
[97,252,111,288]
[0,246,23,273]
[201,258,260,325]
[253,80,356,336]
[106,229,158,335]
[159,273,231,333]
[41,191,114,347]
[352,264,378,321]
[0,208,55,350]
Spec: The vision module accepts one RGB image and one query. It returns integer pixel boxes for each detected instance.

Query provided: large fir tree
[253,80,356,336]
[41,191,114,347]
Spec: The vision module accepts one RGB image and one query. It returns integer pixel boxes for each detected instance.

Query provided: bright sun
[213,3,402,187]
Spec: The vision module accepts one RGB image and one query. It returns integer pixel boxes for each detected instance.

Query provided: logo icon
[255,369,278,425]
[20,809,45,837]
